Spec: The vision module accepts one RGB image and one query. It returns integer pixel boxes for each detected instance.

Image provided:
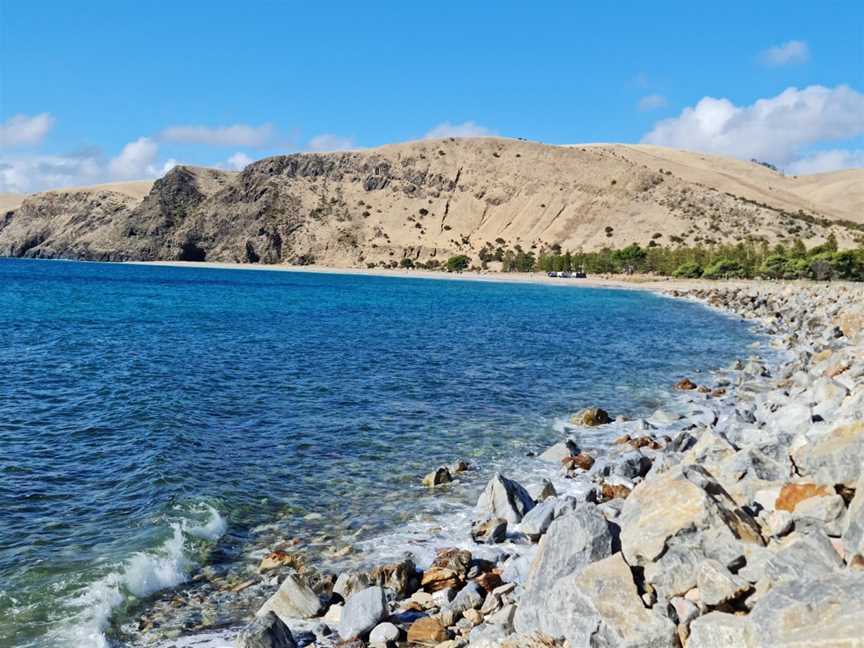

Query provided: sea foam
[53,505,226,648]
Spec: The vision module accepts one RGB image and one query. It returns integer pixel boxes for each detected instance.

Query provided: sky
[0,1,862,192]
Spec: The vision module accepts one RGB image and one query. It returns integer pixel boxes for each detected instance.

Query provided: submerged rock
[571,407,612,426]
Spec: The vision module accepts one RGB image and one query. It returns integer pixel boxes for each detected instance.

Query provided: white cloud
[638,94,667,111]
[760,40,810,66]
[108,137,160,179]
[0,138,175,193]
[0,113,55,148]
[424,121,495,139]
[642,85,864,169]
[786,149,864,175]
[226,152,254,170]
[307,134,357,152]
[159,123,275,148]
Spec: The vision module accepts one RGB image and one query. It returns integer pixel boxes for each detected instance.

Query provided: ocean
[0,259,758,647]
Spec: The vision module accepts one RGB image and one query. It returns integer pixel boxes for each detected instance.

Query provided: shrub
[672,262,703,278]
[399,258,415,269]
[703,258,745,279]
[446,255,470,272]
[758,254,788,279]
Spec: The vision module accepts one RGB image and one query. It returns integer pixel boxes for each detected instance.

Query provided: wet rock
[235,611,298,648]
[474,473,535,524]
[570,407,612,426]
[515,552,676,647]
[470,517,507,544]
[257,550,304,574]
[675,378,698,390]
[538,439,578,463]
[257,574,323,622]
[562,452,595,471]
[339,586,387,640]
[422,466,453,487]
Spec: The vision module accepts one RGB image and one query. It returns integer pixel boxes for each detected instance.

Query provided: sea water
[0,259,758,647]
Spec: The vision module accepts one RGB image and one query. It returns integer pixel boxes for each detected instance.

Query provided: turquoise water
[0,259,756,647]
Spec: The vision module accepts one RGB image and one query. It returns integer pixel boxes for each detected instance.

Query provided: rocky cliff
[1,138,861,266]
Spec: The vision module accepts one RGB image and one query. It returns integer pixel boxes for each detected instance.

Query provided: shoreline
[135,281,864,647]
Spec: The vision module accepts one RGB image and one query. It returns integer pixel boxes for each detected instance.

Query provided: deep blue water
[0,259,757,647]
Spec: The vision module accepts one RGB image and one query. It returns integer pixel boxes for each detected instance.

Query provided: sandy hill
[0,138,861,265]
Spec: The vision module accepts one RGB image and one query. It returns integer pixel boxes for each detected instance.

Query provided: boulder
[619,464,763,568]
[774,482,832,512]
[522,504,612,594]
[235,611,298,648]
[538,439,578,463]
[532,478,557,501]
[570,407,612,426]
[519,499,555,541]
[687,612,754,648]
[257,575,323,622]
[748,571,864,647]
[696,559,751,606]
[446,581,484,614]
[675,378,698,390]
[367,557,418,597]
[515,552,676,647]
[471,517,507,544]
[338,586,387,640]
[763,529,843,585]
[474,473,535,524]
[562,452,595,471]
[333,571,371,600]
[791,494,846,536]
[792,421,864,488]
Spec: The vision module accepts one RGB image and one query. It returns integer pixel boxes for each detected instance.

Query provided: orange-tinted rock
[674,378,698,390]
[629,436,662,450]
[563,452,595,471]
[775,483,831,512]
[258,550,305,573]
[475,570,503,592]
[614,434,632,445]
[407,616,449,643]
[710,388,727,397]
[420,567,460,592]
[601,482,632,501]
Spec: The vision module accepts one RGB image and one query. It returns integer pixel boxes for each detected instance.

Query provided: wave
[52,504,226,648]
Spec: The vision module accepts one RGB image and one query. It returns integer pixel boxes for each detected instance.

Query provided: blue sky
[0,0,862,191]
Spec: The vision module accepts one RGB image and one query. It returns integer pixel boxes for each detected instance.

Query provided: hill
[0,138,861,266]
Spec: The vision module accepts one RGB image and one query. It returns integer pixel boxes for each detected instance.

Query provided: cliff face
[0,138,861,266]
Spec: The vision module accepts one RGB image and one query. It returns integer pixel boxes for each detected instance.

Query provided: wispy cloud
[641,84,864,172]
[759,40,810,67]
[307,134,357,152]
[159,123,276,148]
[786,149,864,175]
[0,113,55,148]
[425,121,495,139]
[638,94,667,111]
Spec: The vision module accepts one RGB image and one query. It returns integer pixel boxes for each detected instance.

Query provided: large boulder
[474,473,535,524]
[515,553,676,647]
[619,464,763,568]
[338,586,387,640]
[519,499,556,541]
[792,422,864,488]
[257,575,323,623]
[748,571,864,647]
[235,611,298,648]
[522,504,612,594]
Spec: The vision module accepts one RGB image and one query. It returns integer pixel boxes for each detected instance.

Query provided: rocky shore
[155,282,864,648]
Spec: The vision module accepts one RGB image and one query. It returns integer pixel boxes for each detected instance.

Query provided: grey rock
[522,504,612,594]
[696,559,751,606]
[519,499,555,541]
[471,517,507,544]
[474,473,535,524]
[610,450,652,479]
[842,474,864,561]
[792,422,864,488]
[368,621,400,644]
[538,438,578,463]
[235,611,298,648]
[763,529,843,585]
[791,494,846,536]
[531,478,557,501]
[447,581,484,614]
[257,575,323,623]
[515,553,676,647]
[687,612,754,648]
[338,586,387,640]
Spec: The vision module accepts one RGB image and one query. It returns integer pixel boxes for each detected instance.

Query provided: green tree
[446,255,470,272]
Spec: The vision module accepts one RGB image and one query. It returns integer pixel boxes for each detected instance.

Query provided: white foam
[51,505,226,648]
